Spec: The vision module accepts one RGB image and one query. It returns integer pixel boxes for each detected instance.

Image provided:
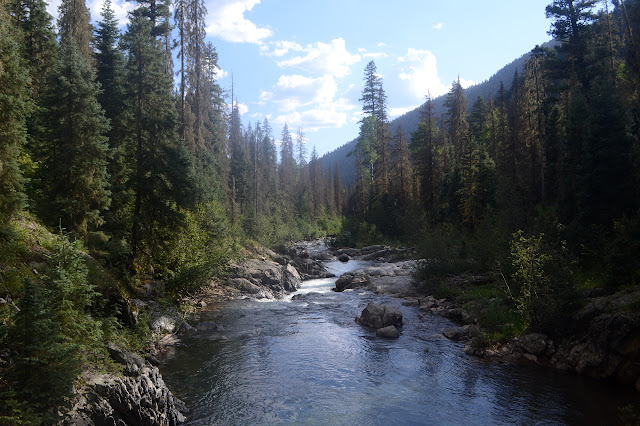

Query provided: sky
[47,0,556,156]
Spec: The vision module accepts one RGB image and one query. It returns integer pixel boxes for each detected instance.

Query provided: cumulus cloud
[262,40,304,57]
[272,104,350,132]
[206,0,272,44]
[389,105,421,118]
[262,74,355,131]
[398,48,448,99]
[88,0,133,26]
[213,65,228,80]
[433,22,445,30]
[259,74,338,111]
[459,77,476,88]
[363,52,388,59]
[276,38,361,78]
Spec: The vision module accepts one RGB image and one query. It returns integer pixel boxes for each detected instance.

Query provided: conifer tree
[411,94,438,212]
[279,123,295,199]
[391,125,414,212]
[0,6,30,226]
[8,0,56,99]
[58,0,91,60]
[334,163,343,214]
[95,0,132,237]
[124,8,195,265]
[37,40,111,235]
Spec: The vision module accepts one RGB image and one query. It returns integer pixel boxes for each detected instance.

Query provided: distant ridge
[321,40,556,185]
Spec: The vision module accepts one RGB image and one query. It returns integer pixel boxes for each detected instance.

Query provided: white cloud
[459,77,476,89]
[398,48,448,99]
[259,74,338,111]
[88,0,134,26]
[273,105,349,132]
[363,52,388,59]
[262,40,304,57]
[214,65,228,80]
[389,105,420,118]
[276,38,361,78]
[237,102,249,116]
[433,22,445,30]
[377,42,387,47]
[206,0,272,44]
[49,0,133,27]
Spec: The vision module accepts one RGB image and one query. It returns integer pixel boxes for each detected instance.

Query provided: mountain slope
[321,41,555,185]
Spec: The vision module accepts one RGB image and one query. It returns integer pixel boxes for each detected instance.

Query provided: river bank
[67,239,638,424]
[186,239,640,392]
[157,240,639,424]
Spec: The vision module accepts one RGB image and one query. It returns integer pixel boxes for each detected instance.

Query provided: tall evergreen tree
[124,8,195,266]
[391,125,414,212]
[95,0,132,238]
[279,123,295,199]
[8,0,56,99]
[0,6,30,226]
[57,0,91,60]
[37,40,111,235]
[411,94,438,211]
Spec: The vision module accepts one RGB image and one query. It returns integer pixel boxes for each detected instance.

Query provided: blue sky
[48,0,555,155]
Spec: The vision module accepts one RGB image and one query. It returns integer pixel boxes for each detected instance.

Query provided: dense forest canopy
[1,0,640,421]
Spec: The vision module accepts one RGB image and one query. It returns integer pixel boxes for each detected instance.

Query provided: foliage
[509,230,581,333]
[162,201,235,295]
[0,6,31,228]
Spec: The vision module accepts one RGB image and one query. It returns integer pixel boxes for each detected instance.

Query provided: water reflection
[160,261,637,425]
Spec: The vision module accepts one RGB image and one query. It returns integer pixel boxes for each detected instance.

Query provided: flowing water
[160,260,636,425]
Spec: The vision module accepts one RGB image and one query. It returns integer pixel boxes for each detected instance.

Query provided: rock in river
[356,302,403,329]
[376,325,400,339]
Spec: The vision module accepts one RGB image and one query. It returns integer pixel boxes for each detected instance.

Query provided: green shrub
[509,230,581,334]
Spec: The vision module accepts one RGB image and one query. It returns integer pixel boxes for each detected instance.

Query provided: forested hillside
[338,0,640,336]
[320,41,560,185]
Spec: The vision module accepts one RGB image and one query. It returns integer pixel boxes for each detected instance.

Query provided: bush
[509,230,581,334]
[161,202,235,296]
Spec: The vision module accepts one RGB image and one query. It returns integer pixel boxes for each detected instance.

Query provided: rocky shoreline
[66,240,639,423]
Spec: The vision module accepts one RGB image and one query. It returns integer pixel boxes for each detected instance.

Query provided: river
[160,259,636,425]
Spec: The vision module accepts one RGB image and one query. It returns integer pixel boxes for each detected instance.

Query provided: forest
[0,0,639,422]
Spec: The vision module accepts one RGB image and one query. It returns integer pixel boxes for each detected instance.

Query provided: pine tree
[37,40,111,235]
[279,123,295,199]
[391,125,414,212]
[8,0,57,99]
[95,0,132,238]
[411,94,438,211]
[444,78,469,162]
[57,0,91,60]
[0,6,30,227]
[333,164,343,214]
[309,146,322,214]
[124,8,195,266]
[7,280,80,419]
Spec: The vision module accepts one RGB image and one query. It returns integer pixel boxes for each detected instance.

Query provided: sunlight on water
[160,258,635,425]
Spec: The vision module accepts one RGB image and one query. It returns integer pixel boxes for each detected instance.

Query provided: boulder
[516,333,549,356]
[443,326,467,341]
[464,324,482,338]
[376,326,400,339]
[312,252,334,261]
[338,253,350,263]
[356,302,403,329]
[283,263,302,292]
[228,278,261,294]
[335,273,367,292]
[64,345,186,425]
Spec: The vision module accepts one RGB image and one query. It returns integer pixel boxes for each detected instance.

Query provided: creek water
[160,260,636,425]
